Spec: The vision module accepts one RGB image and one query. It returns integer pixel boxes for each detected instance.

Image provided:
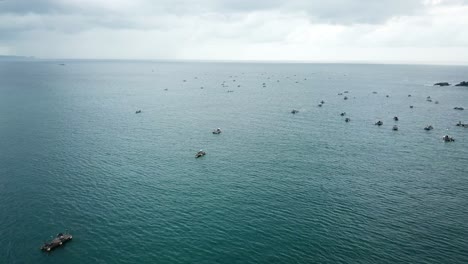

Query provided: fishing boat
[41,232,72,252]
[195,150,206,158]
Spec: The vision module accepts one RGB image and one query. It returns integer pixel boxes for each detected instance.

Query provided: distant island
[0,55,36,61]
[434,81,468,87]
[434,82,450,86]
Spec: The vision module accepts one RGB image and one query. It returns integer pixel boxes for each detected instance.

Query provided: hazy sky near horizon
[1,0,467,63]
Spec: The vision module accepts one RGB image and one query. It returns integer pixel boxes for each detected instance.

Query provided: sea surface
[0,61,467,264]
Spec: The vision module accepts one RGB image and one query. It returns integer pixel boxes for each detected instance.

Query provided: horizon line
[2,55,468,66]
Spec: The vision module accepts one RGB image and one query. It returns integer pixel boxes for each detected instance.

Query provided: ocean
[0,60,467,263]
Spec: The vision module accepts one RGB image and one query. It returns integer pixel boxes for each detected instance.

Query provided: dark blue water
[1,61,467,264]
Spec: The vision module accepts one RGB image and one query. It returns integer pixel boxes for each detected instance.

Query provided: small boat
[386,95,390,98]
[372,91,377,94]
[408,94,412,97]
[41,232,72,252]
[338,93,343,95]
[454,107,464,110]
[344,91,349,93]
[375,121,383,126]
[344,96,348,100]
[212,128,222,134]
[424,125,434,131]
[291,109,299,114]
[442,135,455,142]
[410,105,414,109]
[135,110,142,114]
[345,118,351,122]
[393,116,399,121]
[456,121,468,127]
[340,112,346,116]
[392,125,398,131]
[195,150,206,158]
[318,104,322,107]
[320,100,325,104]
[435,101,439,104]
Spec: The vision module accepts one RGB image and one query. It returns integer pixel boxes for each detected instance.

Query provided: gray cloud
[0,0,467,63]
[0,0,441,24]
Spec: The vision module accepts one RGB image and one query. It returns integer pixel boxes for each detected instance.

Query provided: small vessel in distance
[212,128,222,134]
[456,121,468,127]
[424,125,434,131]
[394,116,399,121]
[41,232,72,252]
[345,117,351,122]
[291,109,299,114]
[375,121,383,126]
[195,150,206,158]
[442,135,455,142]
[135,110,142,114]
[393,125,398,131]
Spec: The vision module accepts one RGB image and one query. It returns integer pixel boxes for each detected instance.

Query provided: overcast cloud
[0,0,467,63]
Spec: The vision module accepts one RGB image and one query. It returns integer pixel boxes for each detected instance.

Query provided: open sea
[0,60,467,264]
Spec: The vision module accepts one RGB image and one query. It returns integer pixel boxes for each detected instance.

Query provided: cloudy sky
[1,0,467,64]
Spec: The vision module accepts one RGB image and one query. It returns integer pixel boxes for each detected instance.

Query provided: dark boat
[41,232,72,252]
[442,135,455,142]
[394,116,399,121]
[424,125,434,131]
[195,150,206,158]
[392,125,398,131]
[135,110,142,114]
[456,121,468,127]
[212,128,222,134]
[291,109,299,114]
[345,118,351,122]
[375,121,383,126]
[340,112,346,116]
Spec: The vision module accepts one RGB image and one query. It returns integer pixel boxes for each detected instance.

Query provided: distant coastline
[1,56,468,66]
[0,55,35,61]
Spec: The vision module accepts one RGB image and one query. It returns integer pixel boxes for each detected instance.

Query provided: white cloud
[0,0,467,63]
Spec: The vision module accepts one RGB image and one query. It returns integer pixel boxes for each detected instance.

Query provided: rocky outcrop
[434,82,450,86]
[455,81,468,87]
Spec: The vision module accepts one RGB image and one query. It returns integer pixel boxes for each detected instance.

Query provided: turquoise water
[0,61,467,264]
